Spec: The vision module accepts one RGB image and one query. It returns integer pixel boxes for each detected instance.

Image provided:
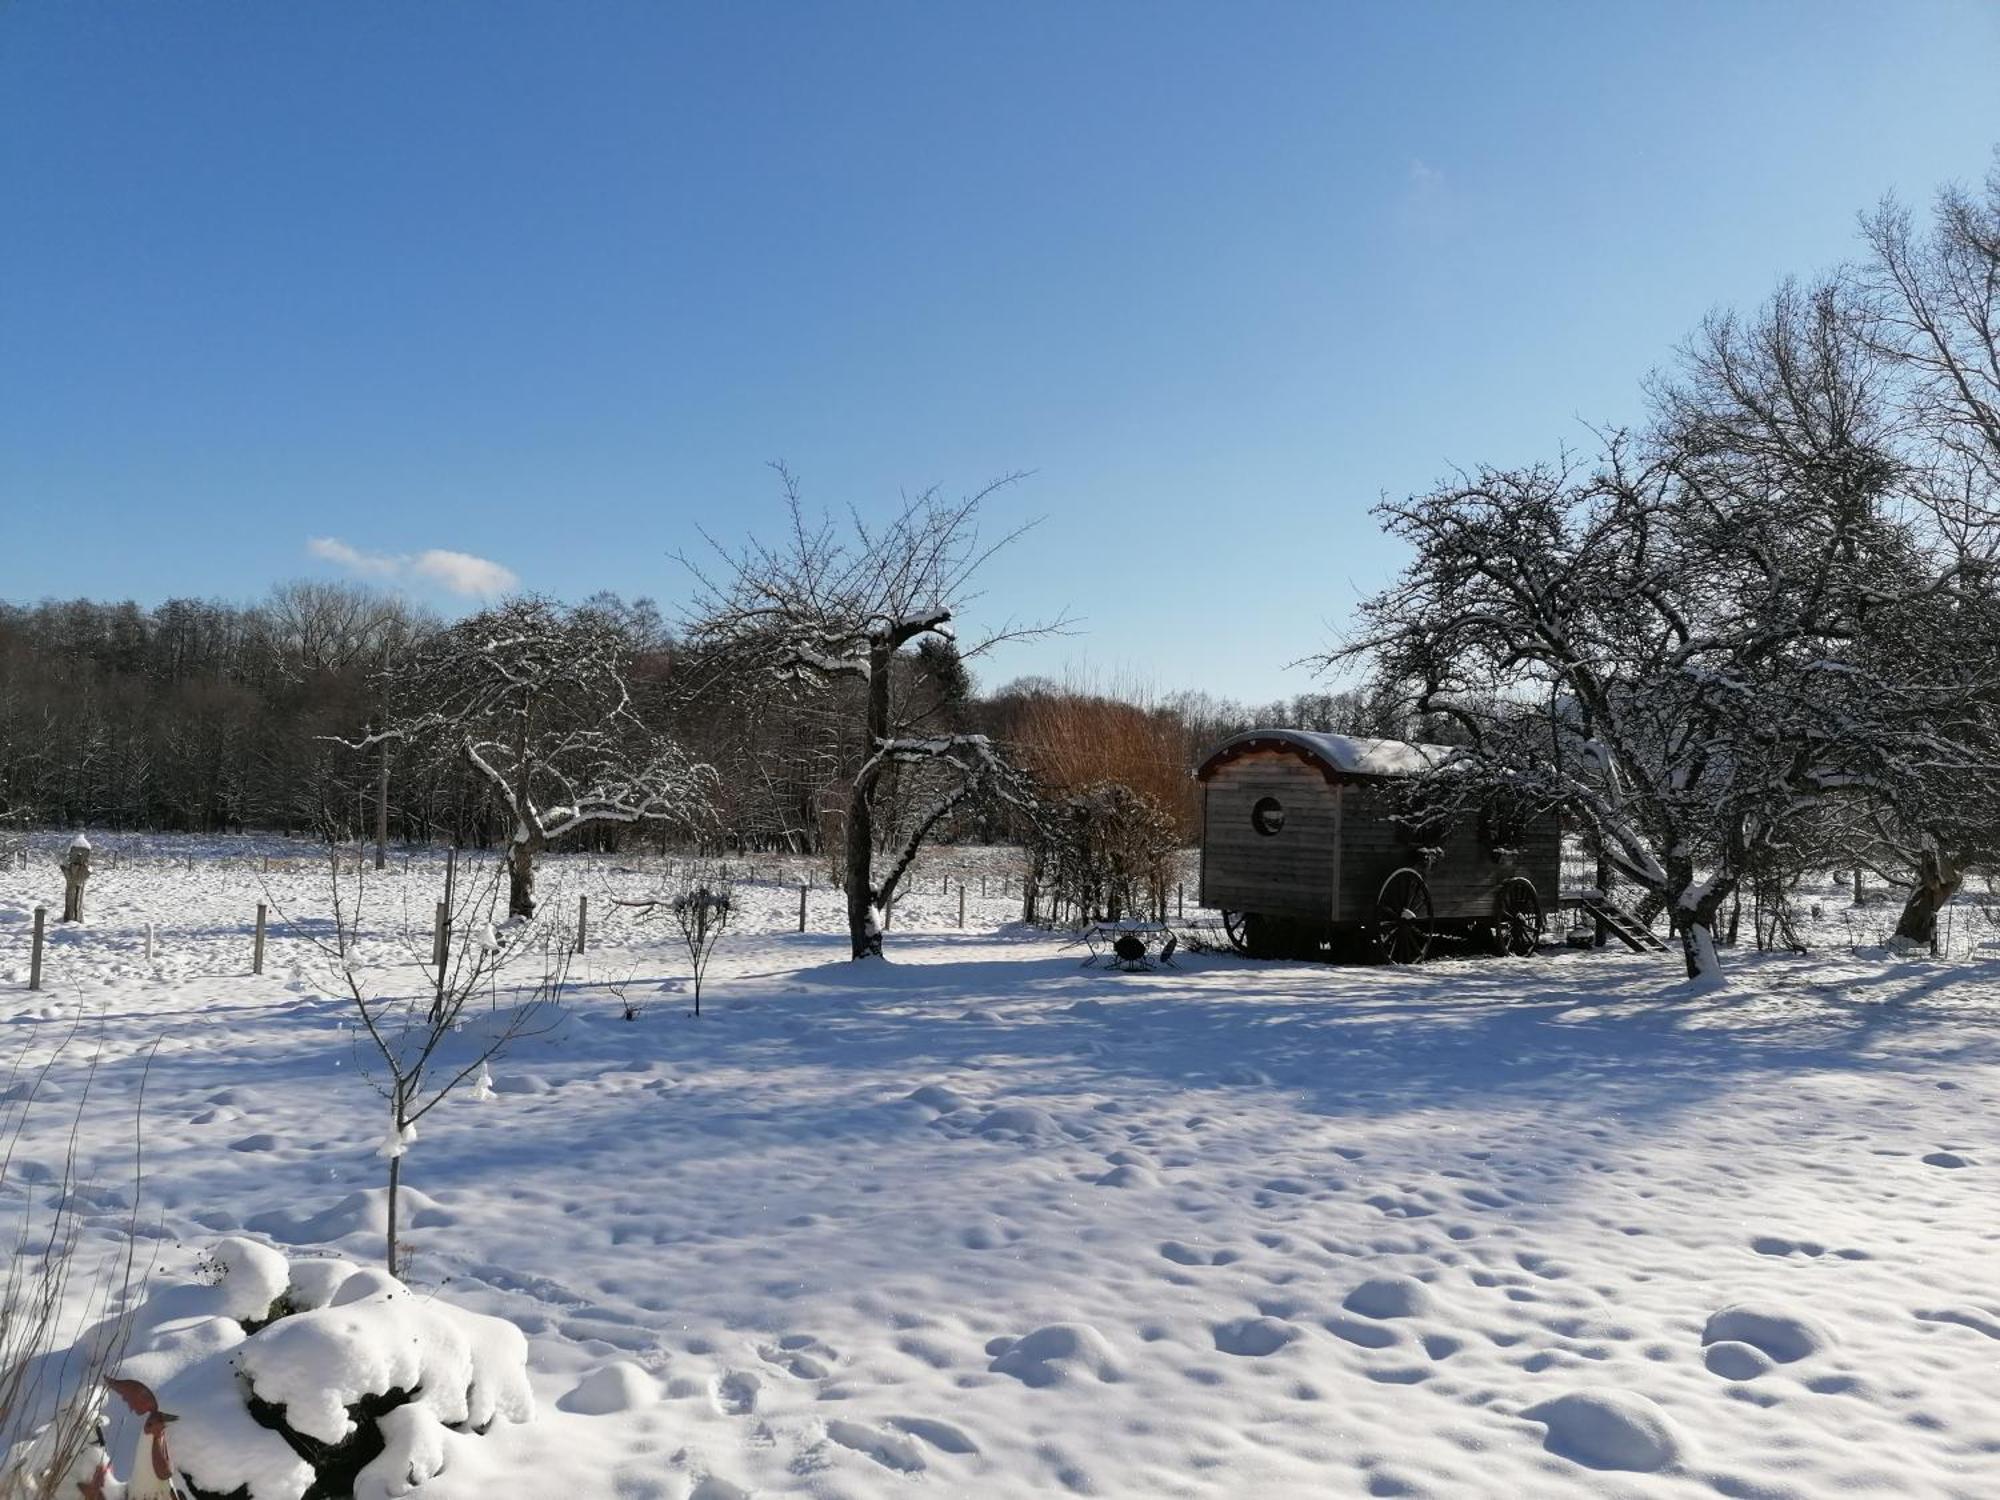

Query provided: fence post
[1177,882,1184,919]
[958,884,966,929]
[253,903,267,975]
[433,902,448,979]
[29,907,45,991]
[799,882,807,933]
[576,895,588,954]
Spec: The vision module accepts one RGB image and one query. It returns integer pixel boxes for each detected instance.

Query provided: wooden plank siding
[1200,747,1562,928]
[1199,753,1339,920]
[1334,784,1561,924]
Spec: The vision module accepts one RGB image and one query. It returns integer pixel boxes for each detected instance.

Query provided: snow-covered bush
[1027,780,1179,925]
[96,1238,531,1500]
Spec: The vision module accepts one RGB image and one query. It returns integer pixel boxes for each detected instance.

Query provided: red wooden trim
[1196,735,1361,785]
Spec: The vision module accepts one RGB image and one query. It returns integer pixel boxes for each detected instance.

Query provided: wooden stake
[1177,882,1184,918]
[253,903,267,974]
[576,895,588,954]
[433,901,448,978]
[958,884,966,929]
[798,882,808,933]
[29,907,45,991]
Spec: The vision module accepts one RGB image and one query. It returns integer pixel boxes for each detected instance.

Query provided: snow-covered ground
[2,838,1997,1498]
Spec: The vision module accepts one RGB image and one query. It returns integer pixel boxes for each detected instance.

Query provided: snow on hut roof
[1195,729,1455,782]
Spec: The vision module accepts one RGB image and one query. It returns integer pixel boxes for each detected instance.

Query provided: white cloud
[307,536,400,578]
[1408,157,1445,193]
[1395,157,1455,236]
[307,536,519,597]
[411,548,519,596]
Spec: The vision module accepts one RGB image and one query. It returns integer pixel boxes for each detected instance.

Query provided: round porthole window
[1251,796,1285,836]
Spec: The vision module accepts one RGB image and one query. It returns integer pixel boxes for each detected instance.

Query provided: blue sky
[4,3,1997,702]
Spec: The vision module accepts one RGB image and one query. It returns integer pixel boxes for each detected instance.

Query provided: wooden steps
[1572,892,1671,953]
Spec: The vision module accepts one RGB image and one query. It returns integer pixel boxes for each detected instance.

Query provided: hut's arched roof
[1195,729,1453,783]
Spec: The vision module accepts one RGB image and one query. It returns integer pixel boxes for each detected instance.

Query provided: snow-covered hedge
[98,1238,532,1500]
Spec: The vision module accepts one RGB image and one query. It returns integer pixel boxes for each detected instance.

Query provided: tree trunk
[1680,918,1722,982]
[386,1138,402,1273]
[507,836,541,919]
[845,642,894,959]
[845,778,879,958]
[1892,849,1961,952]
[374,744,389,870]
[1677,878,1732,983]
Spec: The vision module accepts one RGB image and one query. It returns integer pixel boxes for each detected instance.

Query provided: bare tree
[288,852,566,1271]
[1858,157,2000,945]
[349,597,713,917]
[681,470,1058,957]
[1329,282,1982,980]
[1860,156,2000,526]
[620,862,735,1016]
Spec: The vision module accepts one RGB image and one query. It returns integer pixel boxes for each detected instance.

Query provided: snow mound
[988,1323,1120,1387]
[95,1239,533,1499]
[1703,1340,1774,1381]
[247,1187,456,1245]
[1342,1274,1432,1319]
[1093,1163,1157,1189]
[1524,1390,1682,1472]
[1212,1316,1299,1357]
[905,1083,972,1115]
[492,1072,555,1095]
[974,1105,1061,1140]
[1701,1304,1832,1364]
[558,1360,661,1415]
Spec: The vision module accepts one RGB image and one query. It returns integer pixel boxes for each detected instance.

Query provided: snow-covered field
[2,838,1997,1498]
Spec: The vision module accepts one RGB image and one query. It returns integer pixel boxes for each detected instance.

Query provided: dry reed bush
[0,1021,153,1499]
[1003,678,1199,837]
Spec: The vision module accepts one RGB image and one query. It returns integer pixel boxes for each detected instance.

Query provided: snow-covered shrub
[97,1238,531,1500]
[1028,780,1179,925]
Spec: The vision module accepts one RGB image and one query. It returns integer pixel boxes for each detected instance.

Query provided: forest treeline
[0,585,1376,849]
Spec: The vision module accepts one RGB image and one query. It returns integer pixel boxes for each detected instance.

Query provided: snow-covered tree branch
[680,469,1064,957]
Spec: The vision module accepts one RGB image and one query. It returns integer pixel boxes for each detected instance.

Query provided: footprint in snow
[1159,1241,1234,1267]
[1326,1317,1401,1350]
[888,1416,978,1455]
[711,1371,760,1415]
[1915,1306,2000,1340]
[958,1221,1019,1250]
[825,1420,927,1473]
[757,1334,836,1379]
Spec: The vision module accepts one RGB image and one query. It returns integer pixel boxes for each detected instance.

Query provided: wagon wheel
[1373,868,1433,964]
[1222,910,1253,956]
[1493,877,1542,957]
